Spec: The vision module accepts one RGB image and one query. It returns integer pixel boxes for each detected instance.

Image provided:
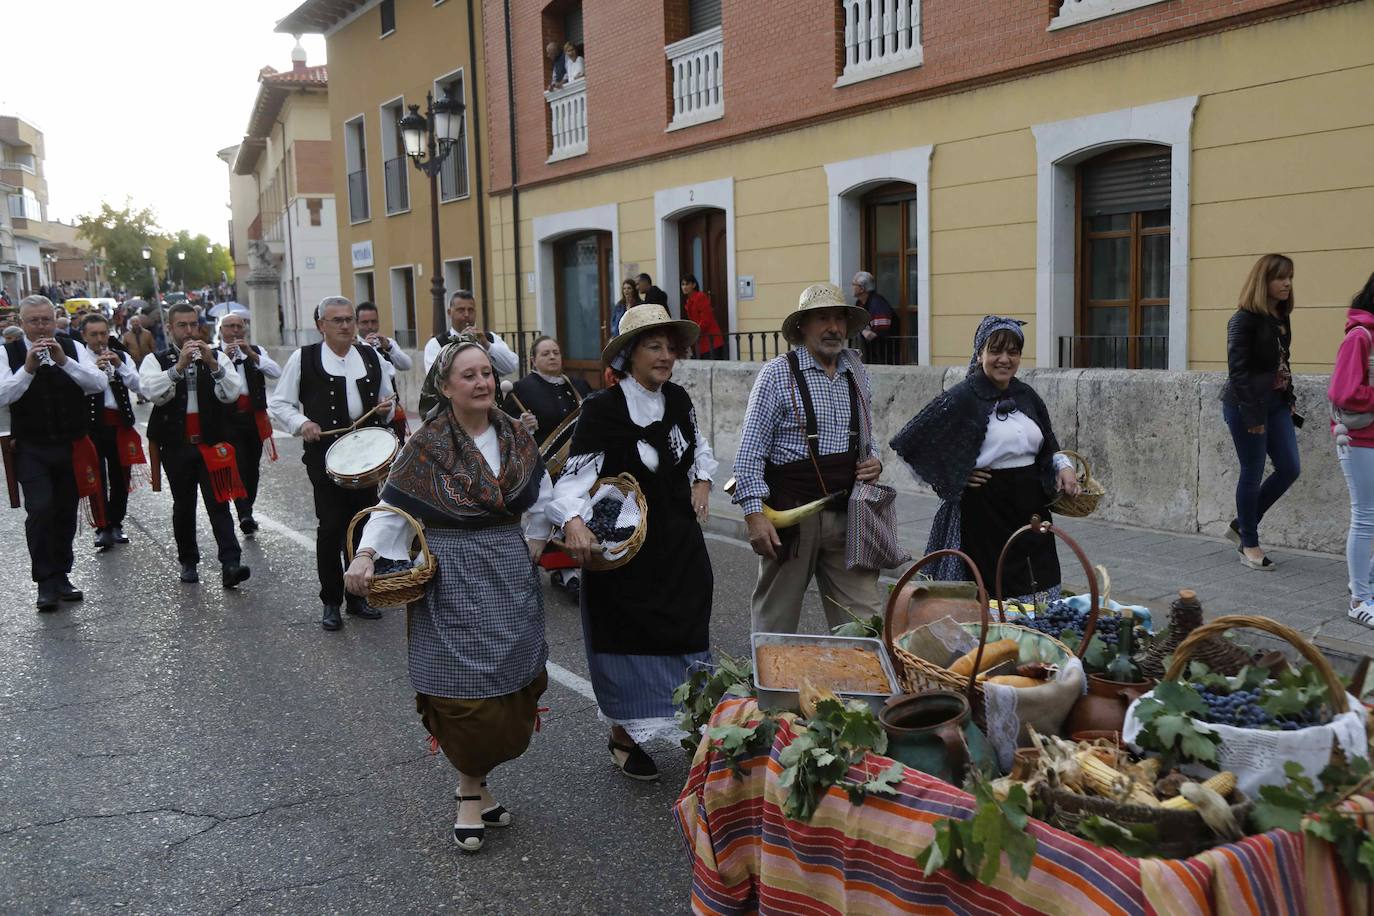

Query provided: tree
[77,201,233,297]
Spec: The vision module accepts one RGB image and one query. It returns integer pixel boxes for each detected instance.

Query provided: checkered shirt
[408,524,548,699]
[732,346,877,515]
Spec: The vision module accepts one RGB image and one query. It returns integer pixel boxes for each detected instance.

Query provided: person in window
[852,271,897,365]
[1220,253,1300,571]
[611,279,640,337]
[551,306,716,783]
[545,41,566,90]
[635,273,668,308]
[1330,271,1374,629]
[563,41,584,82]
[891,316,1080,603]
[681,274,725,360]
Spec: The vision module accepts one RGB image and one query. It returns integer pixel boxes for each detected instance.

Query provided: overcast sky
[4,0,327,244]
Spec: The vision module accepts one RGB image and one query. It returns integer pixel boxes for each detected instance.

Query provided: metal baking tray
[751,632,900,716]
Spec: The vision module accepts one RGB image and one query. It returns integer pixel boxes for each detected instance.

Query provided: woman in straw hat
[344,336,553,853]
[550,304,718,781]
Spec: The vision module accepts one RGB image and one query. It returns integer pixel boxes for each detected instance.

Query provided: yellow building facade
[484,2,1372,374]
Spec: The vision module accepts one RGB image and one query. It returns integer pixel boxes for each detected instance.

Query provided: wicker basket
[1051,449,1105,519]
[1038,783,1253,859]
[345,505,438,608]
[577,472,649,571]
[1164,615,1349,717]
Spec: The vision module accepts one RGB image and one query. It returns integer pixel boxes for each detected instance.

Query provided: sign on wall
[350,240,374,269]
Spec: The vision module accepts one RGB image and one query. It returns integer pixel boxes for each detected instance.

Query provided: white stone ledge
[1049,0,1170,31]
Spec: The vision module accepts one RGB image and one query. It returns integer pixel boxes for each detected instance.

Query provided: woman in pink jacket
[1329,272,1374,628]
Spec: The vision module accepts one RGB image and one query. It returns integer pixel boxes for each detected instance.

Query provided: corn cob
[1160,772,1237,810]
[1074,750,1159,807]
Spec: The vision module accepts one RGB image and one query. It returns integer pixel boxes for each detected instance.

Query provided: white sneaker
[1349,599,1374,629]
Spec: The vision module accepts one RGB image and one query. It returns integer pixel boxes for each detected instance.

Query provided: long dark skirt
[959,465,1060,599]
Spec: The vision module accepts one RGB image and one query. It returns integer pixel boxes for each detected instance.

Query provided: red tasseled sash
[72,436,107,529]
[187,413,247,503]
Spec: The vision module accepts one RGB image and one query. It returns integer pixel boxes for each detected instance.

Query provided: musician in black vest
[269,296,396,632]
[139,303,252,589]
[0,296,109,610]
[81,313,143,550]
[215,312,281,536]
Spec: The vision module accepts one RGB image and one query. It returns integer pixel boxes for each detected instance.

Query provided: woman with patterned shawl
[551,305,718,783]
[890,316,1081,602]
[344,337,553,854]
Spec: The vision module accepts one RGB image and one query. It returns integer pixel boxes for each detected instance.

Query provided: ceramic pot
[879,690,1000,784]
[1064,673,1155,737]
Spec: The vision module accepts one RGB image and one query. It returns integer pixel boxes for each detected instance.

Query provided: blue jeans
[1221,392,1300,549]
[1339,445,1374,602]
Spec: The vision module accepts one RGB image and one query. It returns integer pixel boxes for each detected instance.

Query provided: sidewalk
[705,488,1374,663]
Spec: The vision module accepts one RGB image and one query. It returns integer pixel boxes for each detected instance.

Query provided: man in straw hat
[733,282,883,633]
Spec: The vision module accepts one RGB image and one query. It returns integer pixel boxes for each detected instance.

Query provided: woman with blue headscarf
[890,316,1080,602]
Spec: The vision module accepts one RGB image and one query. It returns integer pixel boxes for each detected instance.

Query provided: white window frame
[443,256,474,302]
[531,204,620,342]
[378,96,411,216]
[344,113,371,225]
[652,177,735,348]
[434,67,472,204]
[379,0,396,38]
[1031,95,1198,370]
[352,269,376,308]
[388,264,418,347]
[824,145,933,365]
[1049,0,1170,31]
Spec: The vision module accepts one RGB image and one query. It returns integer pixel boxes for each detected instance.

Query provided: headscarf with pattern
[968,315,1027,376]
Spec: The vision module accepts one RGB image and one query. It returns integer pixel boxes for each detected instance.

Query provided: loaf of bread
[756,644,890,694]
[948,639,1019,677]
[985,675,1044,689]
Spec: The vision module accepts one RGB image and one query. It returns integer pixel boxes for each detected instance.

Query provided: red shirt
[685,291,724,355]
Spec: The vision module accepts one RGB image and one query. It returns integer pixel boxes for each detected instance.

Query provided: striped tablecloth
[675,698,1373,915]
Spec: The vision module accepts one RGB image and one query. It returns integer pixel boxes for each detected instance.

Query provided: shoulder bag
[845,366,909,571]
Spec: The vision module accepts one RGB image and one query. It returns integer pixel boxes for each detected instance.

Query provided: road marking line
[251,510,600,703]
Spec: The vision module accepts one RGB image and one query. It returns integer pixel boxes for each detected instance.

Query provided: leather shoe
[221,563,251,589]
[94,527,114,551]
[321,604,343,631]
[240,516,259,536]
[36,581,59,613]
[180,564,200,584]
[112,525,129,544]
[57,577,83,602]
[345,594,382,619]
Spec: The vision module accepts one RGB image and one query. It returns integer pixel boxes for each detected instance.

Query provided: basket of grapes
[1122,615,1369,798]
[569,473,648,571]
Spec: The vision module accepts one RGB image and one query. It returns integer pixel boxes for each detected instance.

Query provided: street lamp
[399,85,465,335]
[175,250,185,290]
[142,245,160,301]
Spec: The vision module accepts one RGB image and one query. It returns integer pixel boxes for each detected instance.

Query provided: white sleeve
[255,347,283,379]
[547,452,603,527]
[357,501,413,561]
[486,333,519,376]
[690,415,719,484]
[117,352,141,393]
[65,342,110,395]
[0,349,33,407]
[386,343,413,371]
[138,352,177,406]
[210,353,241,404]
[377,361,397,421]
[267,350,309,435]
[423,337,440,373]
[1053,452,1074,474]
[524,472,554,540]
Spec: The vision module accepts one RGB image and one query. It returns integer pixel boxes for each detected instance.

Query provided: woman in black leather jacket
[1220,253,1300,570]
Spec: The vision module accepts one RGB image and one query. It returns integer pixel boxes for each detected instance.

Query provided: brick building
[478,0,1373,377]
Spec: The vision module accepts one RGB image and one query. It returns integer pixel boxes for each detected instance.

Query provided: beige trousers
[750,508,881,633]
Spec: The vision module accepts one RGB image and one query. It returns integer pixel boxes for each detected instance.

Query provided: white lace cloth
[982,657,1085,771]
[600,711,688,747]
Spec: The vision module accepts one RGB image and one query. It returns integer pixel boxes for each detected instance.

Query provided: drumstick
[500,380,530,415]
[317,394,399,437]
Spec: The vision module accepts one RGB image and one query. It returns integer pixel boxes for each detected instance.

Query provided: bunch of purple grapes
[587,497,634,543]
[1195,683,1322,731]
[1021,599,1119,647]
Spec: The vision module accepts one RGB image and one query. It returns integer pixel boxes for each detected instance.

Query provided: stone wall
[674,362,1345,554]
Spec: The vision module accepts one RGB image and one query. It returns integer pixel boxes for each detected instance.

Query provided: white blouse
[547,375,717,527]
[975,408,1074,473]
[358,425,554,560]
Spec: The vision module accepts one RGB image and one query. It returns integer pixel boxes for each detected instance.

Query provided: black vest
[145,349,231,447]
[299,342,384,459]
[217,345,269,418]
[5,336,88,444]
[85,351,136,429]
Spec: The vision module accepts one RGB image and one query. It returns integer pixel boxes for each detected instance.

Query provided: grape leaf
[1260,684,1309,718]
[1077,815,1160,857]
[1152,680,1209,716]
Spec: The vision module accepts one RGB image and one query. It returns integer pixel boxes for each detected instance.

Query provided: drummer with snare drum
[268,295,395,632]
[140,303,252,589]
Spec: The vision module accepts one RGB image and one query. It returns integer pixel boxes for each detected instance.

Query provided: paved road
[0,431,844,915]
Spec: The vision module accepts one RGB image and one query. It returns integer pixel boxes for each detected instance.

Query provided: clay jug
[1064,673,1155,737]
[879,690,999,784]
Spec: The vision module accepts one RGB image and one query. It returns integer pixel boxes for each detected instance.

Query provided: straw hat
[781,282,871,345]
[601,304,700,366]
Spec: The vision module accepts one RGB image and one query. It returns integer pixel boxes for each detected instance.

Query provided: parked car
[162,292,189,306]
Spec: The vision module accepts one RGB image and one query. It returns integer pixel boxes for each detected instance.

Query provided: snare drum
[324,426,399,489]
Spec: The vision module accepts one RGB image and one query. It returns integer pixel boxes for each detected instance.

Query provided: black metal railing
[439,147,469,201]
[383,156,409,213]
[721,331,920,364]
[347,169,369,222]
[726,331,787,362]
[1058,335,1169,370]
[492,328,547,377]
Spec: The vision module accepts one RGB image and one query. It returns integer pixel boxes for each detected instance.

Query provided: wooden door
[554,231,612,389]
[678,208,729,346]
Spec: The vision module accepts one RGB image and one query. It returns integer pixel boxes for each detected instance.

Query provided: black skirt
[959,465,1060,599]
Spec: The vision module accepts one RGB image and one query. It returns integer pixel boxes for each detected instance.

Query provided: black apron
[959,464,1060,599]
